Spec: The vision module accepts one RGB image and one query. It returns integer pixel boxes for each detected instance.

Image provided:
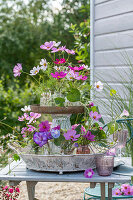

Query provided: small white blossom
[94,81,103,92]
[81,64,89,70]
[54,66,61,71]
[66,70,74,81]
[30,66,40,75]
[52,41,61,47]
[120,109,129,117]
[40,59,48,71]
[21,105,31,112]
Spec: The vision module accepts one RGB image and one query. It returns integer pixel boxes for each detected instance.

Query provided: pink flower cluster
[21,125,36,138]
[0,185,20,200]
[18,112,41,124]
[40,41,75,55]
[13,63,22,77]
[113,184,133,196]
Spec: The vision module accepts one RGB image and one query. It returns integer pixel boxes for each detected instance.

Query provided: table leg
[100,183,105,200]
[26,181,37,200]
[108,183,115,200]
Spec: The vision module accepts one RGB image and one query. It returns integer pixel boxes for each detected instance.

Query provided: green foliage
[54,97,65,107]
[67,88,81,102]
[13,154,20,161]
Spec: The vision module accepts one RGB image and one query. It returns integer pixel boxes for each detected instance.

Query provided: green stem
[0,121,19,134]
[22,71,40,85]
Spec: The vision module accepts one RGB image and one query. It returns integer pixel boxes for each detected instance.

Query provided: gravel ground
[18,182,90,200]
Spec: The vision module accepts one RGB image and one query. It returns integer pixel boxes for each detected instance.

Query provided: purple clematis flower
[13,63,22,77]
[64,130,80,141]
[89,111,101,121]
[84,168,94,178]
[83,131,95,141]
[33,132,48,147]
[51,71,67,79]
[39,121,50,132]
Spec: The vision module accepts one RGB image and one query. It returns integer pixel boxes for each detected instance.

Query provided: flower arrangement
[15,100,107,155]
[13,41,90,106]
[0,185,20,200]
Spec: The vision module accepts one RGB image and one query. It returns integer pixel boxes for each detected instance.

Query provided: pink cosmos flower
[21,127,27,134]
[27,112,41,124]
[27,125,36,132]
[83,131,95,141]
[13,63,22,77]
[58,46,66,51]
[39,121,50,132]
[18,113,30,121]
[121,184,131,194]
[89,111,101,121]
[40,41,54,50]
[106,148,116,156]
[54,58,66,64]
[81,75,88,80]
[68,66,84,71]
[65,49,75,54]
[71,124,86,134]
[51,47,60,53]
[9,188,14,193]
[3,186,8,190]
[64,130,80,141]
[120,109,129,117]
[99,127,103,130]
[84,168,94,178]
[112,188,121,196]
[51,71,67,79]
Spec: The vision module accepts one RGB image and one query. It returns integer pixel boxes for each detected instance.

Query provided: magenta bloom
[40,41,54,50]
[89,111,101,121]
[33,132,48,147]
[15,188,20,193]
[52,125,60,130]
[84,168,94,178]
[121,184,131,194]
[71,124,79,130]
[68,66,84,71]
[54,58,66,64]
[13,63,22,77]
[39,121,50,132]
[81,75,88,80]
[64,130,80,141]
[51,71,67,79]
[9,188,14,193]
[65,49,75,55]
[112,188,121,196]
[88,102,94,108]
[83,131,95,141]
[58,46,66,51]
[106,148,116,156]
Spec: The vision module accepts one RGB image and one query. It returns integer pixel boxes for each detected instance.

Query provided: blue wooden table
[0,159,131,200]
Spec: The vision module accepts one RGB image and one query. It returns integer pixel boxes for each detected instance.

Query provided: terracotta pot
[76,145,90,154]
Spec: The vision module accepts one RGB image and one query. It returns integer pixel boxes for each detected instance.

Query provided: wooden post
[26,181,37,200]
[108,183,114,200]
[100,183,105,200]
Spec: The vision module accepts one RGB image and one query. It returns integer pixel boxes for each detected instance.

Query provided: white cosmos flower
[21,105,31,112]
[30,66,40,75]
[120,109,129,117]
[81,64,89,70]
[66,70,74,81]
[40,59,48,71]
[94,81,103,92]
[52,41,61,47]
[54,66,61,71]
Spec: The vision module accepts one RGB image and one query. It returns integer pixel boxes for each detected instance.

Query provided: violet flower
[33,132,48,147]
[68,66,84,71]
[40,41,54,50]
[39,121,50,132]
[83,131,95,141]
[51,129,60,138]
[112,188,121,196]
[65,49,75,55]
[84,168,94,178]
[64,130,80,141]
[54,58,66,64]
[88,102,94,108]
[89,111,101,121]
[13,63,22,77]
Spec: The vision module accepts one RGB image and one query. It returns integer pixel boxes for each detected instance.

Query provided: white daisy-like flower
[21,105,31,112]
[81,64,89,70]
[30,66,40,75]
[94,81,103,92]
[54,66,61,71]
[40,59,48,71]
[52,41,61,47]
[66,70,74,81]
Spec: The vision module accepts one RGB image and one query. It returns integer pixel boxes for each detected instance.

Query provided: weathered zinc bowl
[9,143,102,174]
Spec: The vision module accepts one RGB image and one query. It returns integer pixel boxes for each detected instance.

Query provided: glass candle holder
[95,155,114,176]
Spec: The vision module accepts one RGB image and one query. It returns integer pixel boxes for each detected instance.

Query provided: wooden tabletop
[0,160,131,183]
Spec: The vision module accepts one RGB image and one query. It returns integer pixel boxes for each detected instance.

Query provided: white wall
[90,0,133,121]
